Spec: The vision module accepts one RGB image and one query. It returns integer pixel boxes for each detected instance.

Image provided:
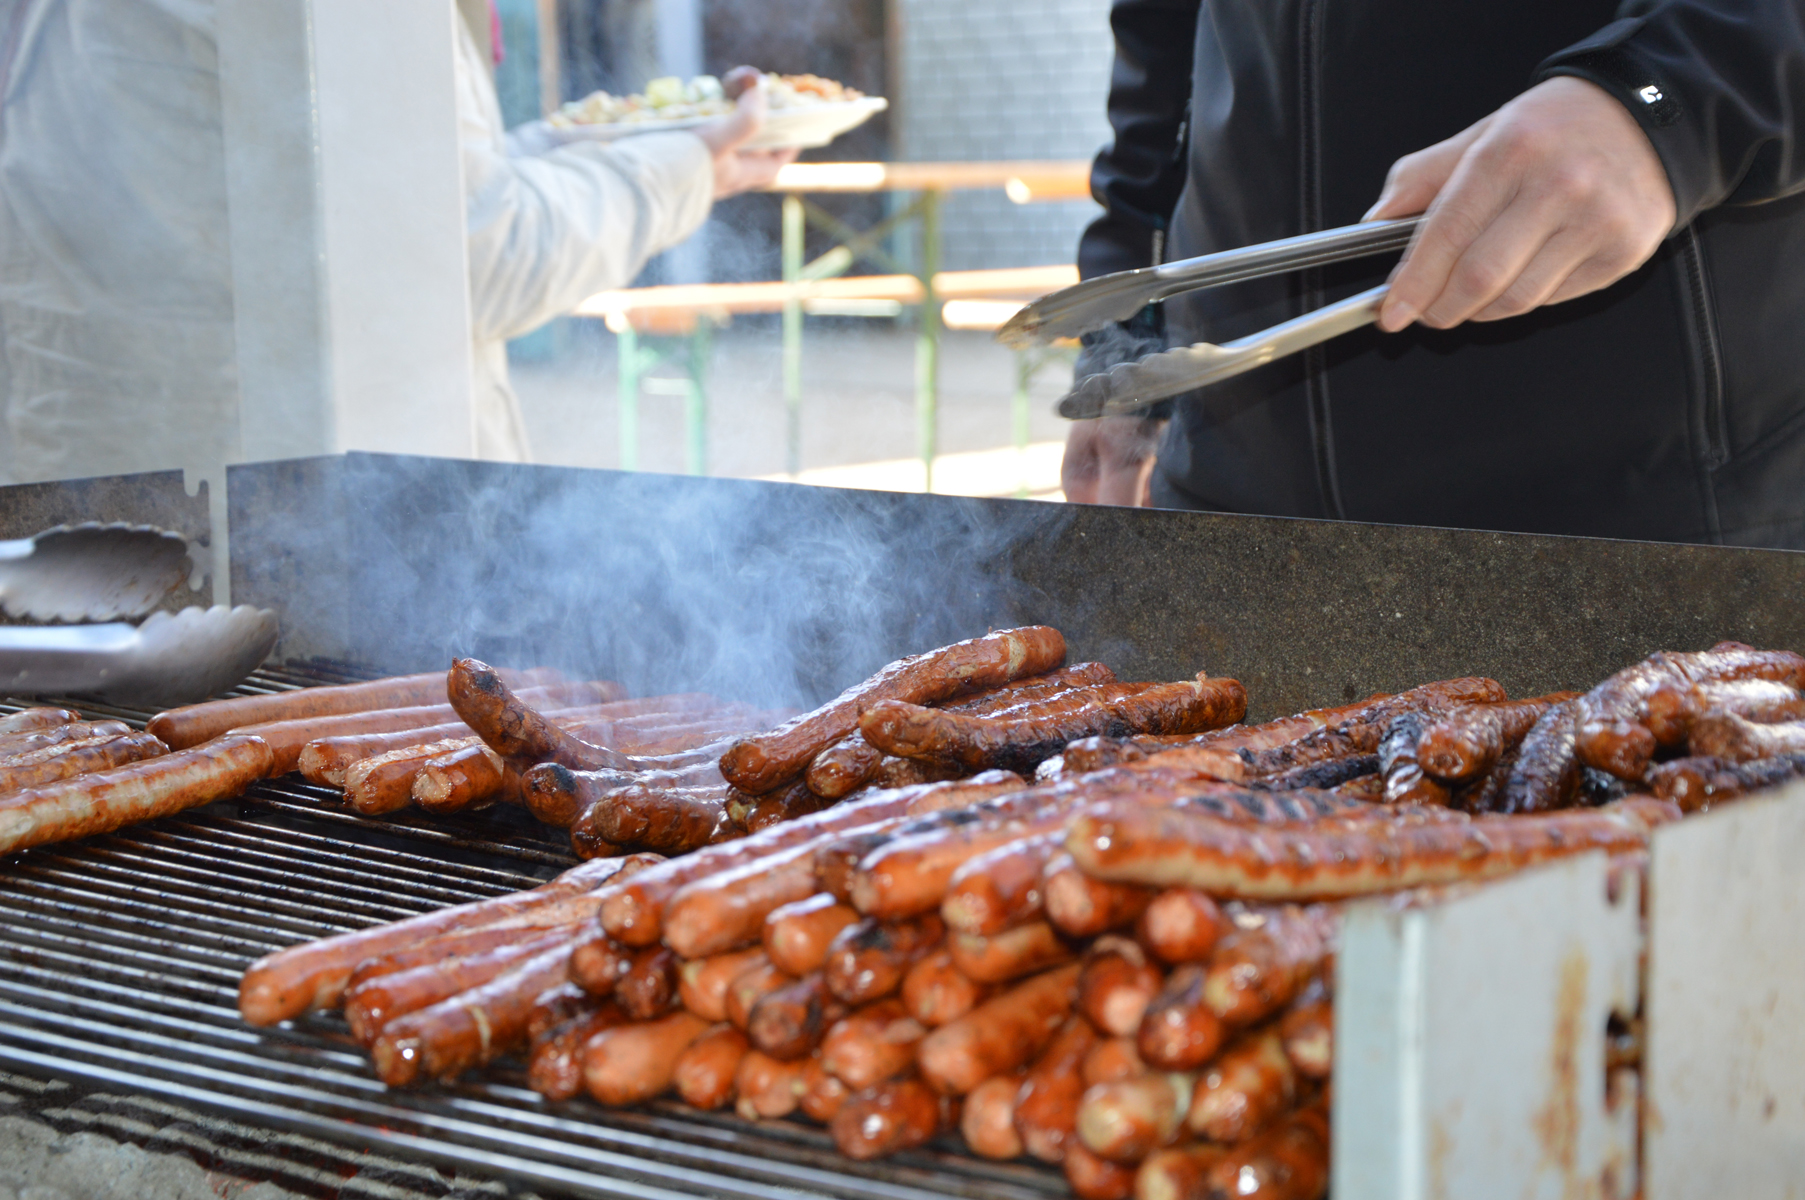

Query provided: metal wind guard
[1333,855,1642,1200]
[1644,780,1805,1198]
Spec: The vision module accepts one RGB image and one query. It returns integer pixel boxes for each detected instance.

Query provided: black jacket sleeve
[1076,0,1202,280]
[1536,1,1805,225]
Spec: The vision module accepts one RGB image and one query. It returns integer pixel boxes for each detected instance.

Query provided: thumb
[705,82,767,154]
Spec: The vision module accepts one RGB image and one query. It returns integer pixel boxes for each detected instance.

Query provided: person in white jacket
[454,19,793,459]
[0,0,787,483]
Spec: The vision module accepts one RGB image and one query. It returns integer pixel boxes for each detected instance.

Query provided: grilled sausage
[1081,1037,1146,1087]
[733,1048,812,1119]
[1376,713,1447,806]
[942,831,1063,936]
[869,755,966,790]
[720,626,1067,795]
[917,962,1081,1095]
[1333,773,1385,801]
[616,945,681,1020]
[805,733,887,801]
[1645,677,1805,746]
[567,923,636,996]
[1186,1026,1296,1142]
[239,852,658,1025]
[575,782,730,855]
[820,999,925,1090]
[0,731,167,794]
[0,735,273,858]
[1646,753,1805,812]
[410,741,508,814]
[764,894,860,976]
[527,1003,627,1100]
[1063,1141,1137,1200]
[343,735,477,815]
[0,720,132,761]
[860,676,1246,775]
[1078,940,1164,1038]
[147,668,560,749]
[1575,643,1805,780]
[1065,798,1664,900]
[600,784,947,946]
[744,780,836,831]
[1044,853,1156,939]
[949,921,1077,984]
[961,1072,1028,1159]
[798,1056,853,1122]
[1279,1000,1333,1080]
[824,914,944,1005]
[0,708,80,736]
[347,923,567,992]
[1203,908,1335,1027]
[901,948,993,1027]
[1198,1102,1329,1200]
[1137,965,1225,1070]
[582,1010,711,1105]
[1146,680,1506,785]
[1168,786,1377,824]
[370,944,573,1085]
[812,667,1104,801]
[676,947,769,1021]
[1253,754,1384,794]
[1483,699,1582,813]
[1688,711,1805,763]
[849,810,1083,920]
[1136,889,1227,965]
[829,1077,949,1158]
[673,1023,750,1110]
[1075,1071,1194,1162]
[1015,1015,1099,1162]
[343,931,565,1044]
[297,721,473,786]
[725,960,796,1031]
[527,981,599,1041]
[898,769,1034,814]
[1135,1146,1232,1200]
[1417,694,1580,783]
[662,819,908,959]
[244,682,613,776]
[521,759,728,829]
[747,972,839,1059]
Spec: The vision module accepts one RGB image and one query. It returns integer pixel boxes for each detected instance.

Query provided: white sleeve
[455,23,715,342]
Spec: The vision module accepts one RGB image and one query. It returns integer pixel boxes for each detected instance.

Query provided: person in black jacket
[1063,0,1805,549]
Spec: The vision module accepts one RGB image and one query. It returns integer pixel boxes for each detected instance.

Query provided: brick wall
[893,0,1113,270]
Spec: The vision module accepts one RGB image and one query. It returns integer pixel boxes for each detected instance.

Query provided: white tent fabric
[0,0,716,479]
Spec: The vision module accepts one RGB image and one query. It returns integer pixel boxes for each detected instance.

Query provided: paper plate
[551,97,887,151]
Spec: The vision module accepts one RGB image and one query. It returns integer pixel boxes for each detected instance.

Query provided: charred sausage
[720,626,1066,795]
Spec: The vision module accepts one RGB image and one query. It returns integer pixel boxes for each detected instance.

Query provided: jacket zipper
[1298,0,1346,519]
[1677,225,1726,542]
[1680,227,1728,467]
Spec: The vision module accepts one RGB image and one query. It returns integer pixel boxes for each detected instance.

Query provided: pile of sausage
[231,636,1805,1200]
[142,667,794,854]
[0,706,268,856]
[500,625,1244,858]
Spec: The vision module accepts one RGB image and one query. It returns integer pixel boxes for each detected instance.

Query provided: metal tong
[994,217,1421,419]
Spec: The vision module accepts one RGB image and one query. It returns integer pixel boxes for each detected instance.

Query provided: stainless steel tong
[994,217,1421,419]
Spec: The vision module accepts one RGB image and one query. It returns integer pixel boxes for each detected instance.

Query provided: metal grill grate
[0,665,1067,1200]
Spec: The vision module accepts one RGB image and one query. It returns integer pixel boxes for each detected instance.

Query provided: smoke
[327,454,1076,709]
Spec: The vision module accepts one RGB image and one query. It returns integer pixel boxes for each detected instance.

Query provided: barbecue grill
[2,453,1802,1199]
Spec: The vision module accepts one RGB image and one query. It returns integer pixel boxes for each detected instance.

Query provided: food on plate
[548,72,867,132]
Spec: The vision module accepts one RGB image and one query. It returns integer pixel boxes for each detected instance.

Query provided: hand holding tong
[994,217,1422,419]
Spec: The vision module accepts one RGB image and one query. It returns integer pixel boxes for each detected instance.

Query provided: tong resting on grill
[995,217,1421,419]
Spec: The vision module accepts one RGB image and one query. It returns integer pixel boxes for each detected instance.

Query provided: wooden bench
[570,160,1092,484]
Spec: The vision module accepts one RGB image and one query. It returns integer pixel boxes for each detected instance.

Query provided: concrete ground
[510,320,1076,497]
